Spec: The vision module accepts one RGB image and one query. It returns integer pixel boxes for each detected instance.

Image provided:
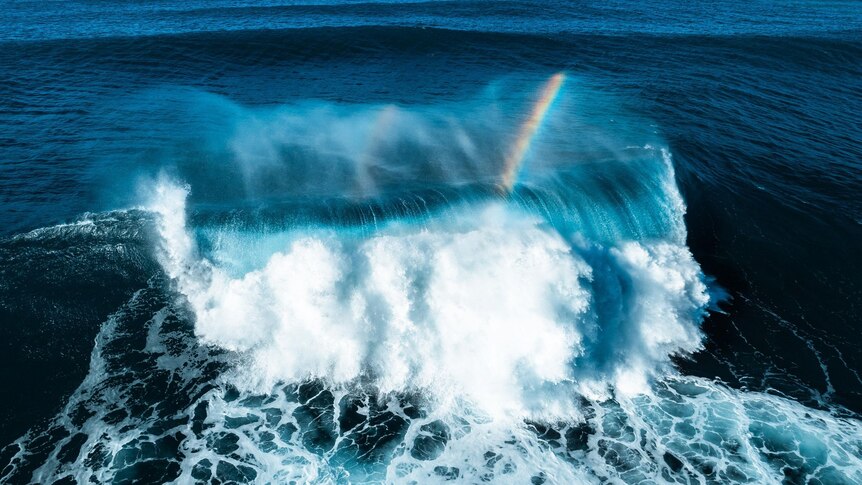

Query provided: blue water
[1,1,861,483]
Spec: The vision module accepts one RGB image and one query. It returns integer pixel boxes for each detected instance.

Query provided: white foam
[150,178,709,420]
[11,289,861,484]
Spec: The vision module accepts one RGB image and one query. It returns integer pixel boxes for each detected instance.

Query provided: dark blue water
[2,1,861,483]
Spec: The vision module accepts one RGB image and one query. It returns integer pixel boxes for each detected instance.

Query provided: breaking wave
[146,81,710,415]
[152,171,708,415]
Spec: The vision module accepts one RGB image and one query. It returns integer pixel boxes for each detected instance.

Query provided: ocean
[1,1,861,483]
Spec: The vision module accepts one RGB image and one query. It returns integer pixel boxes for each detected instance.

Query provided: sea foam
[151,170,708,420]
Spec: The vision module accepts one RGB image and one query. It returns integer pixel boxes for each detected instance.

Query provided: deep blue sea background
[1,1,861,483]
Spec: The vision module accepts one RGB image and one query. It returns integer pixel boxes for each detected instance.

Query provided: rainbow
[499,72,566,192]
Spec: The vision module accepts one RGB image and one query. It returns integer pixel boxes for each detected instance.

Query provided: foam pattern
[2,282,860,484]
